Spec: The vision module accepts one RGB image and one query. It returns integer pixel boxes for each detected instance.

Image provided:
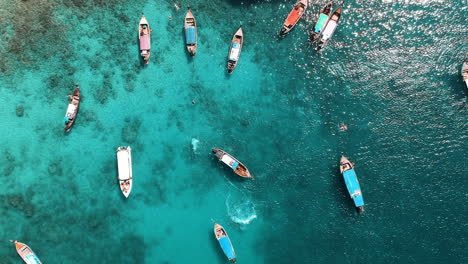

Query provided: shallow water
[0,0,466,263]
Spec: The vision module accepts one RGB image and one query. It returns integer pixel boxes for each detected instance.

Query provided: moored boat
[462,62,468,88]
[214,223,237,263]
[117,146,133,198]
[212,147,252,179]
[139,15,151,64]
[64,84,80,132]
[279,0,308,37]
[316,7,342,51]
[340,156,365,213]
[310,1,333,42]
[184,7,197,56]
[227,27,243,74]
[10,240,42,264]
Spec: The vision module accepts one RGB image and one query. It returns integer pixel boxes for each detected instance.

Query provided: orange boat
[279,0,308,36]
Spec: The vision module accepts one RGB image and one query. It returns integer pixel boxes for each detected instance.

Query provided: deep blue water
[0,0,466,263]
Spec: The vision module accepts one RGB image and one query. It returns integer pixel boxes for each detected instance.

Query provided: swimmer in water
[169,15,172,20]
[339,123,348,131]
[192,100,195,104]
[174,2,180,10]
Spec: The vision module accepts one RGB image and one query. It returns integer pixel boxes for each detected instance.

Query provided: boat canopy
[314,14,329,33]
[221,155,239,170]
[140,35,150,50]
[219,237,235,260]
[321,20,337,40]
[65,104,76,118]
[185,26,196,44]
[117,149,132,181]
[25,254,41,264]
[229,43,240,61]
[286,9,302,25]
[343,169,364,207]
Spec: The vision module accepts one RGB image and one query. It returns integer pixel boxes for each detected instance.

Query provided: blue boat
[214,223,237,263]
[310,1,333,42]
[340,156,365,213]
[184,7,197,56]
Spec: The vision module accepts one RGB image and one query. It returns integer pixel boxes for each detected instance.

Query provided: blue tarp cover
[231,162,239,170]
[219,237,235,260]
[343,169,365,207]
[186,27,196,44]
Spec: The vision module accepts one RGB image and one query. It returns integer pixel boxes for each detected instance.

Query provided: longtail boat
[64,84,80,132]
[227,27,243,74]
[212,148,252,179]
[279,0,308,37]
[214,223,237,263]
[139,15,151,64]
[310,1,333,42]
[184,7,197,56]
[340,156,365,214]
[462,62,468,88]
[316,7,342,51]
[117,146,133,198]
[10,240,42,264]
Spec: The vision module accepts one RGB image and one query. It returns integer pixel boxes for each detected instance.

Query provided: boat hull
[185,8,197,56]
[279,0,308,36]
[227,27,243,74]
[212,147,252,178]
[117,146,133,198]
[64,85,80,132]
[139,15,151,64]
[11,240,42,264]
[340,156,365,213]
[214,223,237,263]
[316,7,342,51]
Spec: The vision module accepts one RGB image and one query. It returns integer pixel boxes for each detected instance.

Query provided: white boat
[116,146,133,198]
[10,240,42,264]
[462,62,468,88]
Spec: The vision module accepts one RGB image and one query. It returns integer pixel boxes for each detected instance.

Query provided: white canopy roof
[322,20,337,40]
[117,148,132,180]
[221,154,236,167]
[65,104,76,117]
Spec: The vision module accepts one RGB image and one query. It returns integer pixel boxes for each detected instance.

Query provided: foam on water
[226,194,258,225]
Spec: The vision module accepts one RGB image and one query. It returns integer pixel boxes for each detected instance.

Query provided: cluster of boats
[279,0,343,51]
[14,1,468,263]
[137,8,244,74]
[136,1,343,74]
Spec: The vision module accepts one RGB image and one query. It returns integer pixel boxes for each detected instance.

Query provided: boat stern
[357,206,365,214]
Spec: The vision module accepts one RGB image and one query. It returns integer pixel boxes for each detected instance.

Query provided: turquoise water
[0,0,467,263]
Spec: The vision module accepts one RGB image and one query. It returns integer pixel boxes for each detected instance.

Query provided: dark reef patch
[121,116,142,144]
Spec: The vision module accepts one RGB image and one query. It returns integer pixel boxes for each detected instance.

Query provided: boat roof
[229,43,241,61]
[117,148,132,180]
[65,104,77,117]
[140,35,150,50]
[221,154,236,166]
[343,169,364,206]
[219,237,236,260]
[321,20,337,40]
